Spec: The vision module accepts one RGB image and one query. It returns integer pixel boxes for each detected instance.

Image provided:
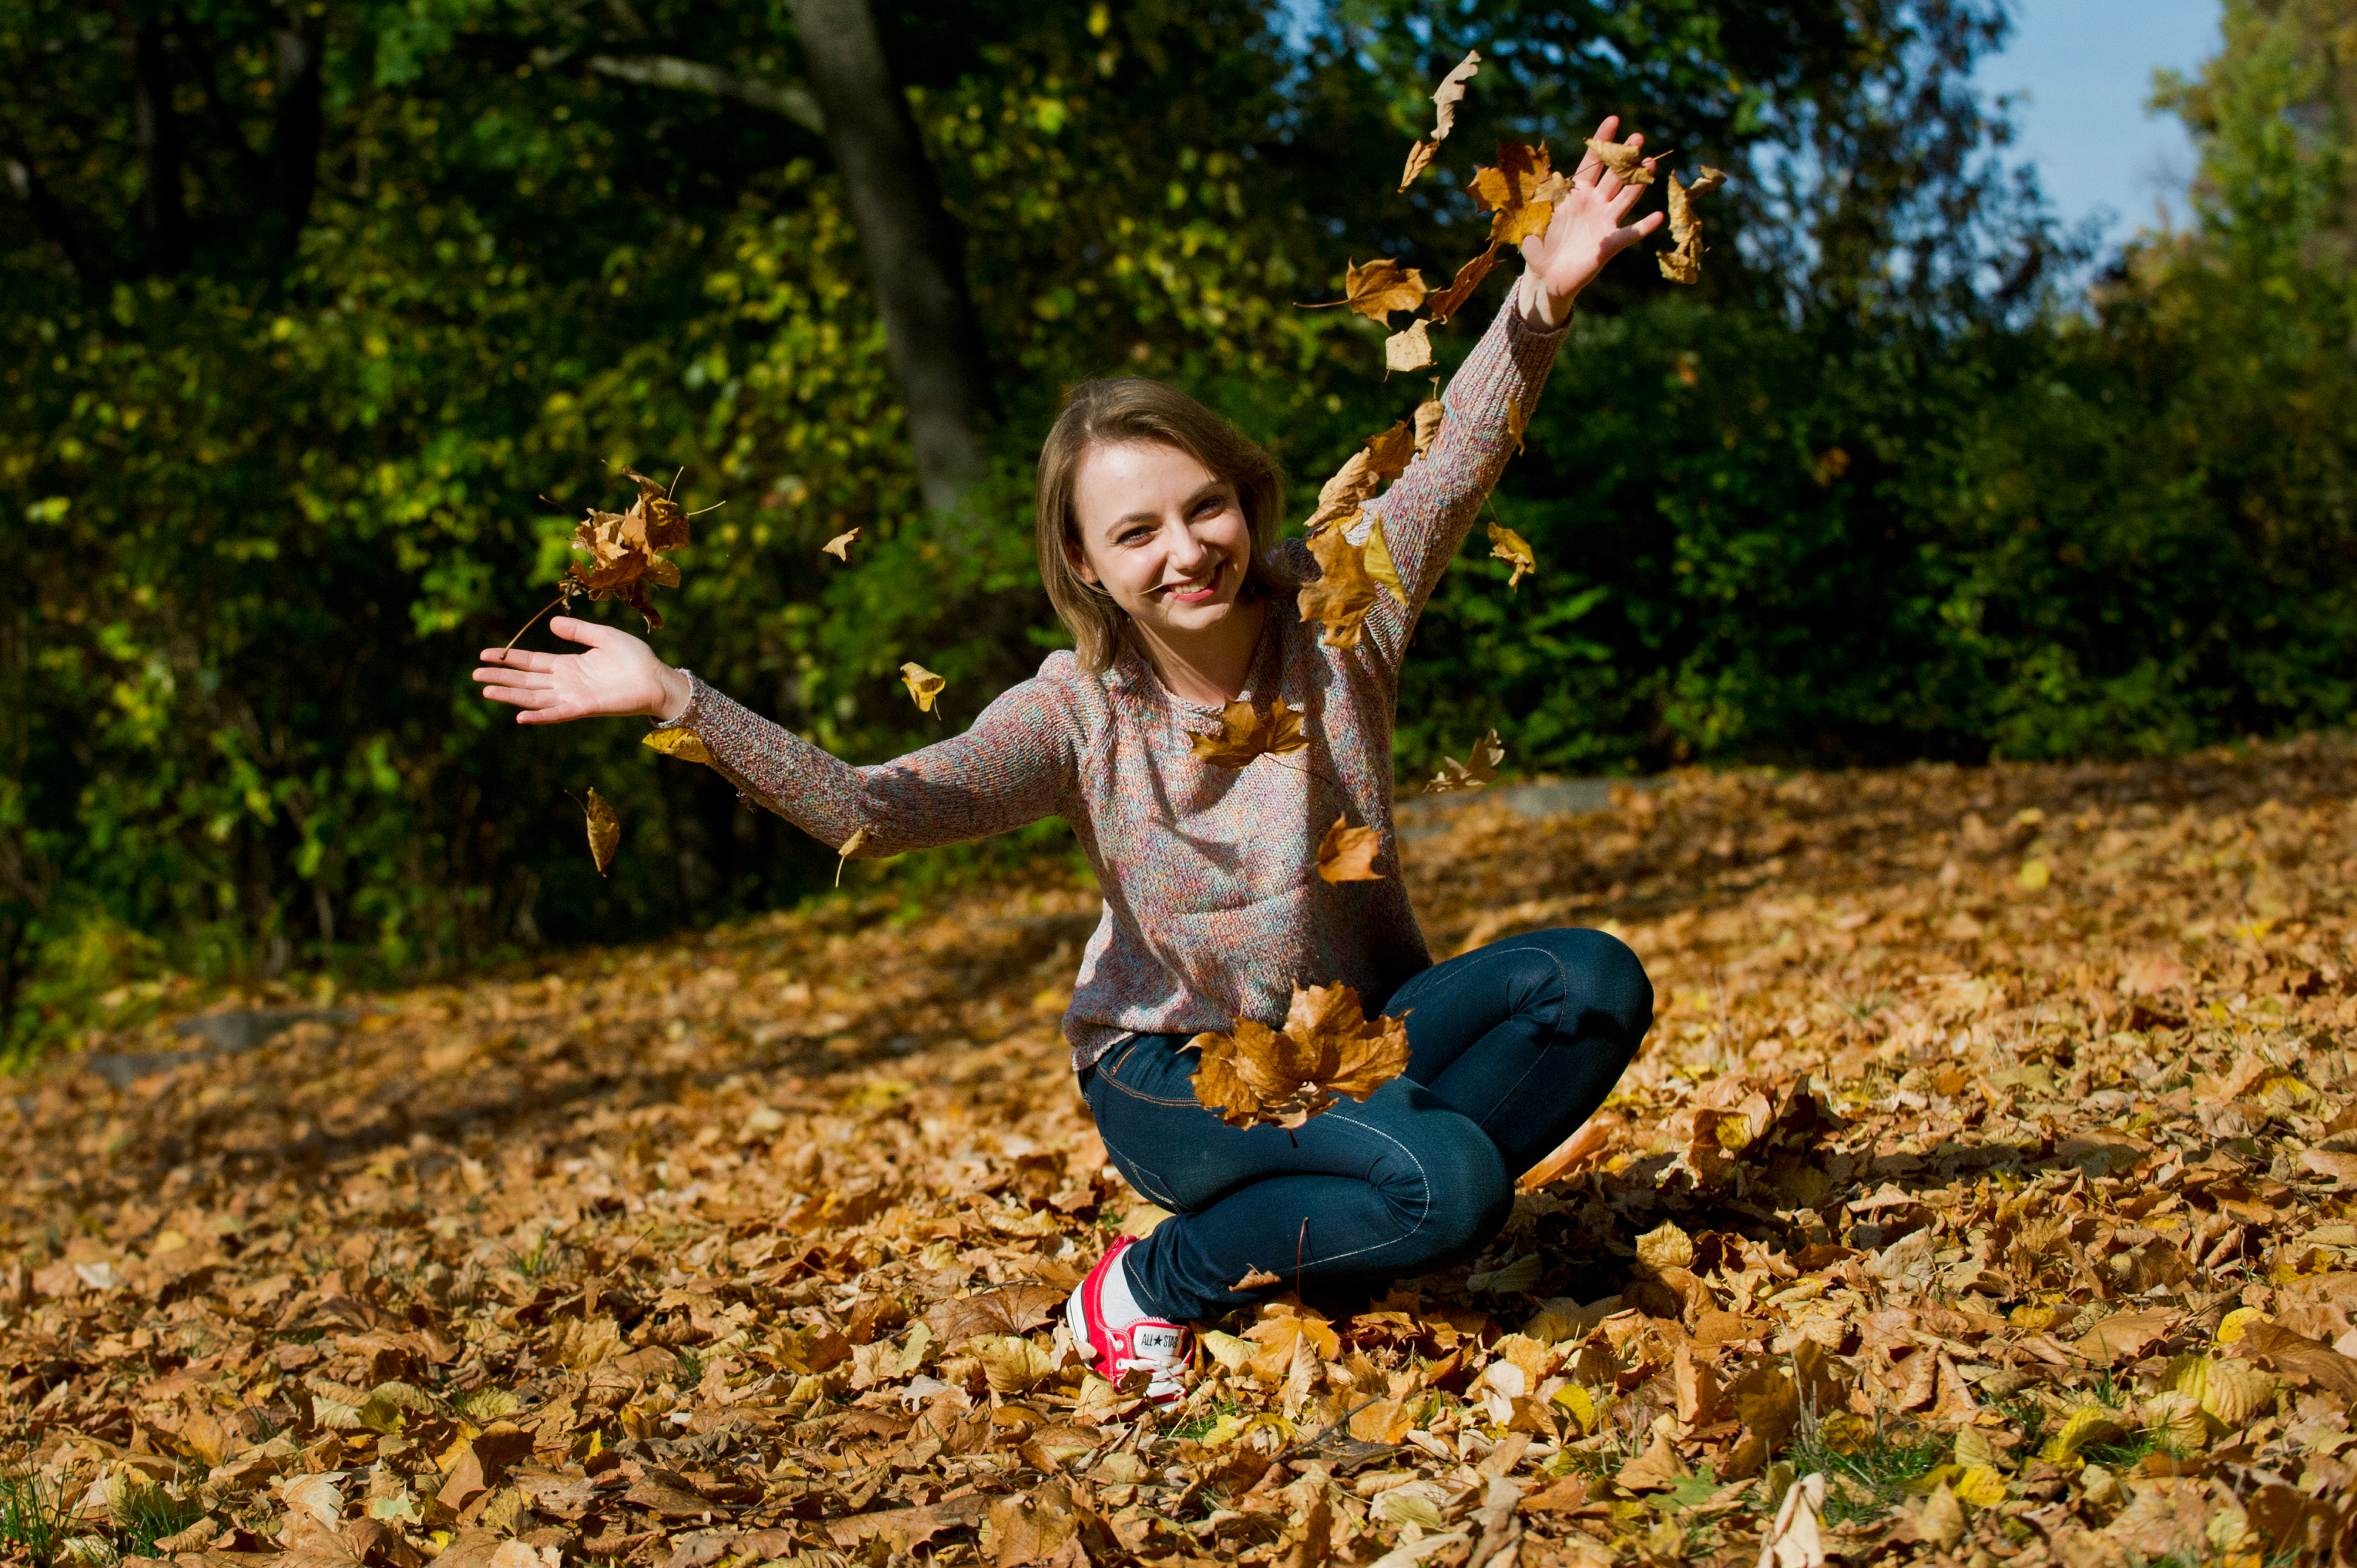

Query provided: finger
[550,615,624,649]
[478,683,548,708]
[477,648,558,674]
[1575,116,1619,187]
[474,666,550,687]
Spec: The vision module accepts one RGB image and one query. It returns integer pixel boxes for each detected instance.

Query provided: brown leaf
[1582,135,1660,187]
[580,788,620,876]
[1300,527,1382,649]
[1316,815,1385,884]
[900,662,945,715]
[1232,1266,1283,1290]
[1657,167,1726,285]
[1413,384,1444,453]
[821,527,861,561]
[835,822,871,888]
[1427,245,1502,324]
[1428,48,1480,142]
[1304,448,1379,533]
[1384,318,1435,373]
[1190,697,1309,768]
[564,469,699,628]
[1307,259,1429,322]
[1186,982,1411,1130]
[1469,142,1560,245]
[1399,138,1438,192]
[930,1283,1067,1342]
[2075,1309,2174,1367]
[1363,419,1417,482]
[1487,519,1535,590]
[2239,1322,2357,1397]
[1424,729,1504,795]
[1614,1431,1689,1491]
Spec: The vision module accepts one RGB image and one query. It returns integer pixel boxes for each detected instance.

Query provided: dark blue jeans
[1082,927,1652,1323]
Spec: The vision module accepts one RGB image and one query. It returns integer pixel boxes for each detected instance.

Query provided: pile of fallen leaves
[9,734,2357,1568]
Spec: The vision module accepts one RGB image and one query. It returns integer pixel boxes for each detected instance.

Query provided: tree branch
[576,53,824,132]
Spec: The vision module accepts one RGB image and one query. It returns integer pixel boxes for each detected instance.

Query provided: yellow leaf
[1634,1220,1695,1273]
[1487,519,1535,591]
[2216,1307,2266,1345]
[2038,1405,2126,1469]
[641,729,713,765]
[2018,859,2050,890]
[900,662,945,714]
[1362,518,1406,603]
[821,527,861,561]
[1952,1464,2007,1508]
[1551,1383,1598,1432]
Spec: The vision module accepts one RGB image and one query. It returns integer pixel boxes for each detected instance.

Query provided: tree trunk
[788,0,995,512]
[130,18,191,274]
[267,22,325,267]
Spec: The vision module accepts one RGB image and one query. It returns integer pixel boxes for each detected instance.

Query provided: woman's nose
[1163,524,1213,577]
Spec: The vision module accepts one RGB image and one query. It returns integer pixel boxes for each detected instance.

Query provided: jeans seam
[1438,942,1577,1137]
[1098,1043,1203,1107]
[1290,1107,1434,1272]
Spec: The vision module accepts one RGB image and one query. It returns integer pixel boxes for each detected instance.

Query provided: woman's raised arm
[1354,116,1663,664]
[474,619,1080,859]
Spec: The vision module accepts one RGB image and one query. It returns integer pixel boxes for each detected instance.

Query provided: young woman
[475,117,1661,1404]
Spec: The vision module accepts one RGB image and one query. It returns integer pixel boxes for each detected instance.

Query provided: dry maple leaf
[929,1283,1066,1342]
[1429,48,1480,141]
[640,729,713,766]
[1659,166,1728,285]
[1384,319,1434,373]
[578,788,620,876]
[1487,519,1535,590]
[1413,383,1444,453]
[1427,244,1502,324]
[1398,138,1438,192]
[822,527,861,561]
[1470,142,1559,246]
[1190,697,1308,768]
[1185,981,1411,1130]
[1424,728,1504,793]
[564,468,703,630]
[1300,527,1382,648]
[1304,449,1379,534]
[1583,134,1663,187]
[1363,420,1417,483]
[1316,814,1384,884]
[900,662,945,715]
[1304,259,1429,322]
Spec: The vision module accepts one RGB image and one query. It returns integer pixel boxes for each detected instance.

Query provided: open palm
[1519,116,1667,323]
[472,617,687,724]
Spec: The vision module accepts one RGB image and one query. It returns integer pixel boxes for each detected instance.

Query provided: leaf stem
[502,587,570,653]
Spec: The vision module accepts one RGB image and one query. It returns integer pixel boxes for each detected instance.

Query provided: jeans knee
[1534,927,1654,1051]
[1392,1115,1512,1262]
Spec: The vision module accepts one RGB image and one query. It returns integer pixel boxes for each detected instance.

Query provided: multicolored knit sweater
[660,293,1568,1069]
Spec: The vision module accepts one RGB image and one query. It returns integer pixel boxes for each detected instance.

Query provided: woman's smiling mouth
[1162,563,1226,604]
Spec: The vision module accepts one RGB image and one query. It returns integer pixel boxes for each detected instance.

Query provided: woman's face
[1068,441,1254,642]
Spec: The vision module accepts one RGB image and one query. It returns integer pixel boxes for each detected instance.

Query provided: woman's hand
[1516,115,1668,329]
[473,617,693,724]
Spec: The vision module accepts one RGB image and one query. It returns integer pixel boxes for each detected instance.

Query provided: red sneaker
[1066,1236,1192,1406]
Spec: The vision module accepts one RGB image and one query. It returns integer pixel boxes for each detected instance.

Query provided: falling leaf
[836,823,871,888]
[1398,139,1438,192]
[580,788,620,876]
[1317,815,1384,884]
[1413,383,1444,453]
[563,467,702,630]
[1658,166,1727,286]
[1427,245,1502,323]
[1185,981,1411,1130]
[1385,319,1435,373]
[1190,697,1308,768]
[1232,1266,1283,1290]
[1300,527,1383,648]
[822,527,861,561]
[641,729,713,765]
[1487,519,1535,590]
[1425,729,1504,793]
[1363,420,1418,483]
[900,662,946,715]
[1305,259,1429,322]
[1428,48,1480,141]
[1470,143,1559,246]
[1363,518,1406,603]
[1583,135,1661,187]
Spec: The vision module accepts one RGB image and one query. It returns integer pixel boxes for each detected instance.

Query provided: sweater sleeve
[1351,289,1571,668]
[656,669,1080,858]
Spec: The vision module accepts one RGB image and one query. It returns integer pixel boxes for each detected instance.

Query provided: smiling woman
[1033,378,1295,702]
[470,117,1665,1407]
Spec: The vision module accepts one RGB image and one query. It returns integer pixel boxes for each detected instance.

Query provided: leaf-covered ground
[10,738,2357,1568]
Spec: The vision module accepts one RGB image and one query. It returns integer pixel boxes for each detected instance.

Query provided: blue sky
[1973,0,2224,243]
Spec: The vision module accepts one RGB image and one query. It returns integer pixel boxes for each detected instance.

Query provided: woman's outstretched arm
[1357,115,1663,662]
[474,617,1079,858]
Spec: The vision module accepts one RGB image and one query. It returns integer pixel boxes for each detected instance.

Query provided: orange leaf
[1316,815,1384,884]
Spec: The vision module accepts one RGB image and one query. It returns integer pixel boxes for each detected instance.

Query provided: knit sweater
[660,292,1569,1069]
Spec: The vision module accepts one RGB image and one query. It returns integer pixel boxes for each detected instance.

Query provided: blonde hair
[1035,378,1293,673]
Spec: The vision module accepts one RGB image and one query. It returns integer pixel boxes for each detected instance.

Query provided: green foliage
[0,1463,72,1568]
[3,0,2353,1045]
